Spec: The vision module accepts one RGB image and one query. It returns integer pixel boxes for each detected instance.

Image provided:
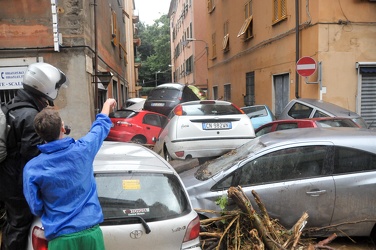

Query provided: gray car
[180,127,376,238]
[28,142,201,250]
[278,98,368,128]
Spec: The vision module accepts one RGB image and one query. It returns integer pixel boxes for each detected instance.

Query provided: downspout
[94,0,99,113]
[295,0,300,99]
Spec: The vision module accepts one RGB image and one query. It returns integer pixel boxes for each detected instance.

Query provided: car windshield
[109,110,137,118]
[95,172,190,223]
[148,88,181,100]
[182,103,242,116]
[194,137,266,180]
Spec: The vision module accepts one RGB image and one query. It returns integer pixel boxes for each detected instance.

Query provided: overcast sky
[135,0,171,25]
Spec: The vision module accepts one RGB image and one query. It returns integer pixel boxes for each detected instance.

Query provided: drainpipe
[295,0,300,99]
[94,0,99,113]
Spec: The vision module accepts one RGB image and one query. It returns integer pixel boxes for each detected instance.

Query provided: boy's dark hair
[34,108,62,142]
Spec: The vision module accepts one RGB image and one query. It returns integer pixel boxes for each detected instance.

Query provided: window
[207,0,215,13]
[244,72,255,106]
[185,56,193,74]
[237,1,253,39]
[224,84,231,101]
[273,0,287,24]
[211,32,217,59]
[213,86,218,100]
[222,20,229,52]
[287,102,313,119]
[96,173,189,222]
[334,147,376,174]
[214,146,327,190]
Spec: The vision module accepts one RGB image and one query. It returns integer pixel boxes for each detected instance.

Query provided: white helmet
[23,62,69,101]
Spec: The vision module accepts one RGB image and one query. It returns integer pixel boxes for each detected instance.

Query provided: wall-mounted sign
[0,66,26,90]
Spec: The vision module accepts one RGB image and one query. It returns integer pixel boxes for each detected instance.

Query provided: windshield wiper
[103,216,151,234]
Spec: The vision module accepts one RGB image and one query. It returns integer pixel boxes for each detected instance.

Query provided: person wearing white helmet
[0,62,68,250]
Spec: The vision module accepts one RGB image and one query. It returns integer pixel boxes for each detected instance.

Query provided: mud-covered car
[180,127,376,238]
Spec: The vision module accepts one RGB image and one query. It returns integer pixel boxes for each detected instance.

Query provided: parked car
[255,117,361,137]
[153,100,255,164]
[240,105,276,129]
[278,98,368,128]
[179,127,376,238]
[188,85,207,100]
[28,141,202,250]
[122,97,146,111]
[122,97,146,108]
[106,109,167,145]
[144,83,200,116]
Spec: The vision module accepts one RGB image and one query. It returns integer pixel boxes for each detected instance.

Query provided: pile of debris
[197,186,337,250]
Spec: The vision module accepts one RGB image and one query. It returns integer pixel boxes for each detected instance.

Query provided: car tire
[131,135,146,144]
[164,147,172,162]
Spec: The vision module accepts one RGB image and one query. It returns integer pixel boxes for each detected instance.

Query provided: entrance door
[274,73,289,118]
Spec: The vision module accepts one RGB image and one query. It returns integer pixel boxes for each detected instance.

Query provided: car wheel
[164,148,172,162]
[131,135,146,144]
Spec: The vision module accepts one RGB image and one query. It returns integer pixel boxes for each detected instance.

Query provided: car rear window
[95,172,190,223]
[182,103,242,116]
[148,89,181,100]
[242,106,267,118]
[109,110,137,118]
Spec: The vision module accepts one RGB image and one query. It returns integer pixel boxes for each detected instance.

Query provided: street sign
[296,56,316,77]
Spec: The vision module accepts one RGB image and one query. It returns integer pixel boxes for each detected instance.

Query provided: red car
[255,117,361,137]
[106,109,168,145]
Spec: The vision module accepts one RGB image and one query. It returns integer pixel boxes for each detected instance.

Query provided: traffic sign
[296,56,316,77]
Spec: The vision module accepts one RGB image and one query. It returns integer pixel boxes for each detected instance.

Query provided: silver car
[278,98,368,128]
[153,100,255,164]
[28,142,201,250]
[180,127,376,238]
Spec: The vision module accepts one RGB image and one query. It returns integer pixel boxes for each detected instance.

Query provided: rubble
[197,186,338,250]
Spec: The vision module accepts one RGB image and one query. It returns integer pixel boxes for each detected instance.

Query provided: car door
[142,113,167,142]
[213,144,335,232]
[330,146,376,236]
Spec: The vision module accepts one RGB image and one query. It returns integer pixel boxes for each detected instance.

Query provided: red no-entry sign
[296,56,316,77]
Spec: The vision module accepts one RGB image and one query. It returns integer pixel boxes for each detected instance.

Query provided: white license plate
[203,122,232,130]
[151,103,165,107]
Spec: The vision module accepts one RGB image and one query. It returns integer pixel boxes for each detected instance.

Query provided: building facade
[172,0,376,126]
[169,0,208,93]
[0,0,140,138]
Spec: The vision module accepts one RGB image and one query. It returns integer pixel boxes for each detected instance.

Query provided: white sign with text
[0,66,27,90]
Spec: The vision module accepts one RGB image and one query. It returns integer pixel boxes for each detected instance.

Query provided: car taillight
[183,216,201,242]
[116,121,132,127]
[174,105,183,116]
[32,226,48,250]
[175,151,184,157]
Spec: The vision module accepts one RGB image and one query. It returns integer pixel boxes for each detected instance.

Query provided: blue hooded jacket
[23,113,111,240]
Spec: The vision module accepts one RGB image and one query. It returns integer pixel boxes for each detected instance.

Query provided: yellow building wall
[205,0,376,114]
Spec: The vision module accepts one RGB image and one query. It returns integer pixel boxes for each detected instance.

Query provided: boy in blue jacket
[23,98,116,250]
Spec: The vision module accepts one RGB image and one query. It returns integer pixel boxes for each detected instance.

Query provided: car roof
[153,83,185,90]
[293,98,361,118]
[93,141,173,174]
[180,100,233,106]
[258,127,375,147]
[197,127,376,180]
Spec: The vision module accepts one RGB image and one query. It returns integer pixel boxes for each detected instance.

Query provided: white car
[27,142,201,250]
[153,100,255,164]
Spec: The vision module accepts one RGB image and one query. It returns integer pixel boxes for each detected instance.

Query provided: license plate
[203,122,232,130]
[151,103,165,107]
